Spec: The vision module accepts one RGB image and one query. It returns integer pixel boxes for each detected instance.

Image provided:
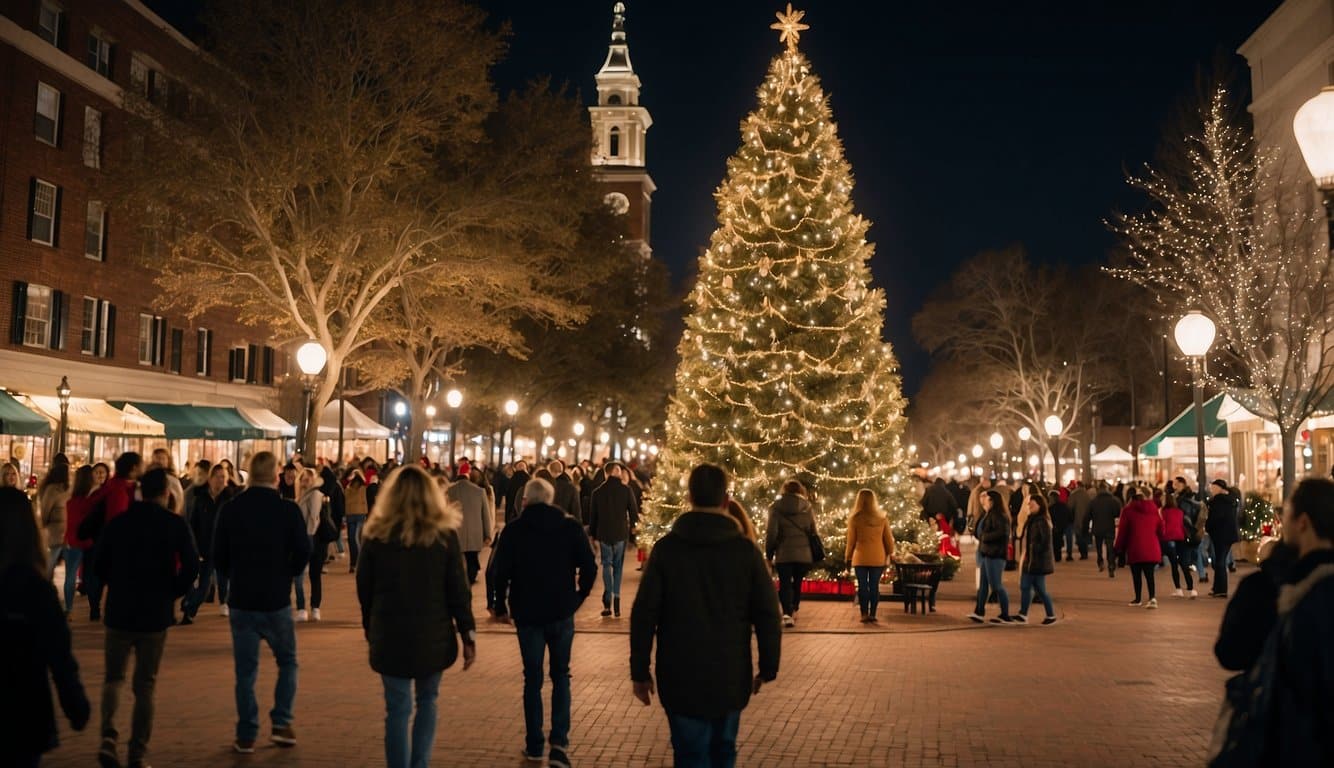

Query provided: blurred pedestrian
[447,469,493,585]
[765,479,818,628]
[36,462,72,580]
[589,463,640,618]
[845,489,894,624]
[181,464,234,623]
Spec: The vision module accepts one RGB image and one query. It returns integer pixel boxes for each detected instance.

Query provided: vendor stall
[316,400,392,464]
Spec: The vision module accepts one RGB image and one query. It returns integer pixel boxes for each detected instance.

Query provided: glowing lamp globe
[1044,415,1064,438]
[573,422,586,437]
[599,431,611,445]
[504,399,519,418]
[539,412,553,429]
[957,453,967,465]
[1018,426,1032,442]
[989,432,1003,450]
[446,389,463,409]
[1295,86,1334,188]
[393,401,407,418]
[1174,311,1216,358]
[626,437,637,449]
[295,341,327,376]
[1028,455,1039,467]
[424,405,437,418]
[971,444,983,459]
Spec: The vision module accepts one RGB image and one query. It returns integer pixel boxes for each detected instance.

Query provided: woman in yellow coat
[845,489,895,623]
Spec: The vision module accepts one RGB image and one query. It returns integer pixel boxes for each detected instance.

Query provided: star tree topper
[770,3,809,51]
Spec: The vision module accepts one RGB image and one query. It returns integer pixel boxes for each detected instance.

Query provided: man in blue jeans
[588,463,639,618]
[493,477,597,768]
[213,451,311,755]
[631,464,782,768]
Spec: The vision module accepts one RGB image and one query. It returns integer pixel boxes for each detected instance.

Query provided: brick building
[0,0,294,472]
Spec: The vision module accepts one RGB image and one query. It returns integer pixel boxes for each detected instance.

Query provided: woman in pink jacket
[1114,489,1165,608]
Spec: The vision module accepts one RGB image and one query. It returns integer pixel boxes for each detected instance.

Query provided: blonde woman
[356,466,475,768]
[293,468,326,622]
[845,489,895,623]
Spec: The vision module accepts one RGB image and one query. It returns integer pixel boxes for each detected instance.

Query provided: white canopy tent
[1091,445,1136,463]
[21,395,165,436]
[316,400,391,440]
[237,406,297,439]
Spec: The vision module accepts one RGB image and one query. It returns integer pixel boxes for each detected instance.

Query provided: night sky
[149,0,1283,394]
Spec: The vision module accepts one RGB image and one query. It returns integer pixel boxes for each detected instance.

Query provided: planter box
[773,578,856,601]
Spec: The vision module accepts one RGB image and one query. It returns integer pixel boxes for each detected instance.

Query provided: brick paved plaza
[44,544,1237,767]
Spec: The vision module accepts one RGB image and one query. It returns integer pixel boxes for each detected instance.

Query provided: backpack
[314,497,338,544]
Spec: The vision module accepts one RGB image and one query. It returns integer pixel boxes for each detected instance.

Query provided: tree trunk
[1280,425,1297,502]
[302,354,341,461]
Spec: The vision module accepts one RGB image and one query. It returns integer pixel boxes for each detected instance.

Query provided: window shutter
[101,208,108,262]
[227,348,237,380]
[104,304,116,357]
[55,92,65,148]
[153,318,166,366]
[170,327,182,373]
[246,343,258,383]
[50,187,62,248]
[49,290,65,350]
[92,299,103,356]
[10,282,28,345]
[25,179,36,241]
[56,12,66,50]
[262,346,274,385]
[195,332,204,374]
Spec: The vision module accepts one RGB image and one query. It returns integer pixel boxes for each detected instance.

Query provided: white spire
[599,2,634,75]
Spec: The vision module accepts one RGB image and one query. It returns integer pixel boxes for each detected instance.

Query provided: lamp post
[393,400,408,460]
[599,430,611,461]
[55,376,71,457]
[539,412,553,461]
[446,389,463,472]
[1044,415,1064,487]
[988,432,1003,478]
[1174,311,1216,495]
[573,421,586,462]
[503,399,519,464]
[1018,427,1032,478]
[294,340,328,460]
[1294,86,1334,247]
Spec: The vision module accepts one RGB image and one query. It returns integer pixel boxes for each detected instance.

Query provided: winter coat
[213,487,311,612]
[844,513,894,567]
[447,479,493,553]
[0,563,89,757]
[356,529,475,680]
[345,483,369,518]
[1214,545,1296,671]
[552,473,584,524]
[1264,550,1334,765]
[188,485,232,562]
[630,510,781,718]
[506,470,531,524]
[1069,486,1092,537]
[320,467,345,528]
[297,488,323,538]
[63,494,94,549]
[1089,491,1121,537]
[1160,505,1187,543]
[1113,499,1163,565]
[975,508,1010,560]
[1048,500,1072,534]
[37,485,70,549]
[1021,514,1055,575]
[765,493,817,564]
[589,477,639,544]
[921,481,956,522]
[491,502,596,625]
[1204,492,1241,545]
[95,501,199,633]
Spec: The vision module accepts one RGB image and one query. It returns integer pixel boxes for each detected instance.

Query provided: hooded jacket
[1021,514,1055,575]
[1089,491,1121,537]
[491,502,596,626]
[765,493,817,564]
[630,510,782,718]
[1113,499,1164,565]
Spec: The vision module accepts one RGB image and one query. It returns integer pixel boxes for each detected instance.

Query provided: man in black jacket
[1204,478,1241,597]
[589,463,640,617]
[181,464,234,623]
[95,468,198,768]
[1089,485,1121,577]
[213,452,311,754]
[548,460,584,524]
[506,461,531,524]
[630,464,781,768]
[492,477,596,767]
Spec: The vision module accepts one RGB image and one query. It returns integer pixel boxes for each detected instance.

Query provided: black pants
[307,542,326,609]
[1094,534,1116,574]
[1130,563,1156,602]
[1211,539,1232,595]
[85,545,104,617]
[484,545,498,610]
[774,563,809,616]
[102,628,167,763]
[1165,541,1194,590]
[464,551,481,585]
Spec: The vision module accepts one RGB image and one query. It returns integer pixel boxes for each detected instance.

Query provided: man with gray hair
[492,477,597,768]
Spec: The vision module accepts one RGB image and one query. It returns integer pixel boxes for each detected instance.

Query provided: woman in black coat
[0,487,90,765]
[1018,492,1058,624]
[356,466,476,768]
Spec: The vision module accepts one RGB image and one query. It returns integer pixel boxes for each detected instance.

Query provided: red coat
[64,494,94,549]
[89,477,133,525]
[1114,500,1164,564]
[1160,505,1186,543]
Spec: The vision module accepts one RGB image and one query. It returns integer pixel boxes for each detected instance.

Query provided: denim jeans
[61,545,83,613]
[1211,539,1232,595]
[381,672,442,768]
[1058,525,1074,559]
[229,608,298,741]
[974,556,1010,616]
[47,544,63,579]
[516,617,575,757]
[292,562,308,610]
[853,566,884,616]
[184,559,228,618]
[102,628,167,764]
[346,516,366,568]
[774,562,809,616]
[667,710,741,768]
[599,541,627,603]
[1019,572,1054,617]
[1164,541,1194,590]
[1094,534,1116,574]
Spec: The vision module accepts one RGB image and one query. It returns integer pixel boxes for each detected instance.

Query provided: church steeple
[599,2,633,77]
[591,2,651,167]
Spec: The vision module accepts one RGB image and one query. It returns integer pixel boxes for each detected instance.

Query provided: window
[38,2,62,47]
[607,93,623,105]
[22,284,53,348]
[35,82,60,145]
[137,313,165,366]
[150,71,169,106]
[83,107,101,168]
[609,126,621,157]
[80,297,95,353]
[87,32,111,78]
[80,297,112,356]
[195,329,212,376]
[130,55,148,96]
[228,347,247,382]
[85,201,105,260]
[28,179,58,246]
[169,328,183,374]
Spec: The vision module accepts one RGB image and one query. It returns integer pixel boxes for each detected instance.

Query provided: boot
[613,597,621,618]
[859,611,870,624]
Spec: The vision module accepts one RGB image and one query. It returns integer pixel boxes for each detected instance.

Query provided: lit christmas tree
[647,5,929,575]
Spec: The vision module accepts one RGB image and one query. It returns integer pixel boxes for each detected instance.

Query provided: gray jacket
[765,494,816,564]
[448,479,493,553]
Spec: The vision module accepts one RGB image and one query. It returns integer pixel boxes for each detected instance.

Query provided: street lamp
[1295,86,1334,246]
[55,376,71,456]
[539,411,553,459]
[294,340,328,459]
[504,399,519,463]
[573,420,586,462]
[1174,311,1217,495]
[1044,414,1064,486]
[446,389,463,471]
[988,432,1003,477]
[1018,426,1032,477]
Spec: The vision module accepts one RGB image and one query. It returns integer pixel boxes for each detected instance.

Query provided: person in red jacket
[81,453,142,622]
[1114,489,1165,608]
[1159,492,1197,598]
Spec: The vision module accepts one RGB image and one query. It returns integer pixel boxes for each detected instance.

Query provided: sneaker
[966,612,985,623]
[295,609,308,622]
[270,725,297,747]
[233,740,255,754]
[1011,613,1028,624]
[98,739,120,768]
[549,746,572,768]
[312,608,321,622]
[600,607,612,618]
[989,615,1013,624]
[522,750,544,763]
[1042,616,1058,625]
[1145,599,1158,609]
[220,604,230,617]
[782,614,795,628]
[1187,589,1199,599]
[868,615,879,624]
[1128,600,1142,607]
[1172,588,1184,597]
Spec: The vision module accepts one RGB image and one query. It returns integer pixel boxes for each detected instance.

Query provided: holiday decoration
[645,6,929,576]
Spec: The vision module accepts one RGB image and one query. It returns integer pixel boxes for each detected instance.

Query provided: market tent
[1092,445,1136,463]
[1139,393,1228,458]
[237,406,296,439]
[116,402,265,441]
[0,390,51,436]
[316,400,391,440]
[21,395,164,436]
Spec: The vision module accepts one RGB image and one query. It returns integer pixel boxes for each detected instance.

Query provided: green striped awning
[1139,393,1228,458]
[0,390,51,436]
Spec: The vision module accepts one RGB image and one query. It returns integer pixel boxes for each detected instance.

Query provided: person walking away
[345,469,370,573]
[447,470,493,585]
[506,461,531,525]
[1114,490,1164,608]
[1213,540,1297,671]
[724,499,759,544]
[549,461,583,523]
[357,466,476,768]
[1017,493,1058,624]
[845,489,894,624]
[94,469,199,768]
[213,452,311,753]
[630,464,781,768]
[765,480,818,628]
[1048,490,1074,563]
[1204,479,1240,598]
[1089,484,1121,578]
[1068,482,1092,560]
[320,466,346,561]
[80,453,142,622]
[62,466,98,617]
[182,459,210,523]
[1159,492,1197,599]
[588,463,640,618]
[492,478,596,767]
[37,463,72,580]
[146,449,185,515]
[294,468,326,622]
[181,464,234,623]
[968,490,1013,623]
